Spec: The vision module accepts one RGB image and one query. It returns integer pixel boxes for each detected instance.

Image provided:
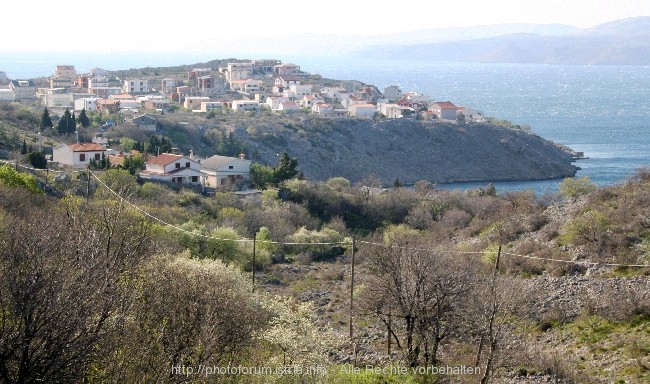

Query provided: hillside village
[0,59,488,191]
[0,61,484,122]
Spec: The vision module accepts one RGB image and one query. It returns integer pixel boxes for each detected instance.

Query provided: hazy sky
[3,0,650,52]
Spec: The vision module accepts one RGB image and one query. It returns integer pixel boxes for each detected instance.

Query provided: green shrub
[559,176,597,199]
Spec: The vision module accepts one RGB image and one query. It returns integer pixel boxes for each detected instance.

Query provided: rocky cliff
[231,116,579,185]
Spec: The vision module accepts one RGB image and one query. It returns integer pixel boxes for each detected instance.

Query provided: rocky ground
[256,253,649,383]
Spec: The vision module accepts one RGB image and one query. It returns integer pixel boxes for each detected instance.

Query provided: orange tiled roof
[433,101,457,109]
[69,143,105,152]
[146,153,184,166]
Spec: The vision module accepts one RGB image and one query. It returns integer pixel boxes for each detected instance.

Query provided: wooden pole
[387,306,392,356]
[86,168,90,200]
[349,236,356,340]
[252,234,256,293]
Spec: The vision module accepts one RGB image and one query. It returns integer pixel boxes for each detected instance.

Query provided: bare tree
[467,272,525,384]
[362,234,476,367]
[0,193,154,383]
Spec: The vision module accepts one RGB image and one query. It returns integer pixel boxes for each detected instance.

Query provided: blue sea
[2,52,649,195]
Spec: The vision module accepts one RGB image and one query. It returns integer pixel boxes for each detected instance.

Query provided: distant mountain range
[195,17,650,66]
[351,17,650,65]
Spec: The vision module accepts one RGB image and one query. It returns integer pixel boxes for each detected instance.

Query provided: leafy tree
[0,164,42,193]
[90,153,110,170]
[99,168,139,196]
[92,253,268,382]
[40,107,53,131]
[78,108,90,128]
[559,176,597,199]
[273,151,299,185]
[326,177,351,192]
[250,162,274,189]
[27,151,47,169]
[121,154,145,175]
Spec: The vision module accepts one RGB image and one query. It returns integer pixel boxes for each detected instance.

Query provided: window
[186,162,190,168]
[191,176,198,183]
[94,153,101,160]
[79,154,86,161]
[175,163,180,169]
[229,165,234,169]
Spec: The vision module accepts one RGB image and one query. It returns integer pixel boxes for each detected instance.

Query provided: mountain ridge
[351,16,650,65]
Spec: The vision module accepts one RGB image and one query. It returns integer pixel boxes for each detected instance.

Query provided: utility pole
[252,232,257,293]
[86,168,90,201]
[349,236,356,362]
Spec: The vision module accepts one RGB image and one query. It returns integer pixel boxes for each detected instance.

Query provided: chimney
[75,130,79,143]
[239,153,245,159]
[189,149,194,160]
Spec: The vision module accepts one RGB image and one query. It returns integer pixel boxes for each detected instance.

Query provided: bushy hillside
[1,148,649,382]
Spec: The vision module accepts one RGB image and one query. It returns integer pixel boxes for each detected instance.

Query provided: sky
[2,0,650,53]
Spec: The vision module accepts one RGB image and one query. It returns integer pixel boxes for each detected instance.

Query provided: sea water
[2,53,649,195]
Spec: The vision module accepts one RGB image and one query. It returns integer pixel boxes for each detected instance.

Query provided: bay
[2,52,649,195]
[290,56,650,194]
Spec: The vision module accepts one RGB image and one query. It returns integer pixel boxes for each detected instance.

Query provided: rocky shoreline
[234,116,579,185]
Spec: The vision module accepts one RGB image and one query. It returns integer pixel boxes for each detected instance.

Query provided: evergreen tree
[21,140,27,155]
[273,151,299,185]
[78,108,90,128]
[57,109,72,135]
[148,135,161,155]
[40,107,53,131]
[160,137,172,154]
[27,151,47,169]
[68,111,77,134]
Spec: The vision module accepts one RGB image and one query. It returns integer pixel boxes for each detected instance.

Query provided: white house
[383,85,402,101]
[201,154,252,190]
[200,101,223,113]
[278,101,300,112]
[457,106,486,123]
[53,142,106,169]
[184,96,210,110]
[230,79,262,94]
[9,80,36,100]
[321,87,351,101]
[232,100,260,112]
[378,102,412,119]
[300,95,324,109]
[312,103,347,117]
[285,84,312,99]
[138,153,203,186]
[342,95,366,109]
[226,62,253,82]
[348,103,376,118]
[74,97,99,112]
[266,96,291,110]
[88,76,110,89]
[428,101,459,121]
[123,79,149,95]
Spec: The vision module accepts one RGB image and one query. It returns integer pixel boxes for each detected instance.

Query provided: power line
[89,170,650,269]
